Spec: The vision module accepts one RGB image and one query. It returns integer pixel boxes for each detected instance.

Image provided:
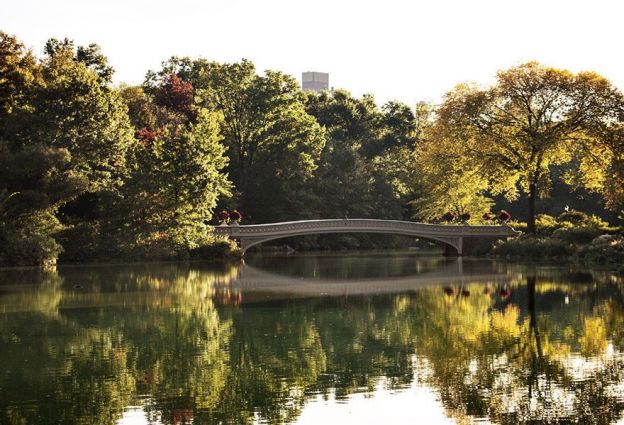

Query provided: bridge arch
[213,219,520,256]
[238,229,462,255]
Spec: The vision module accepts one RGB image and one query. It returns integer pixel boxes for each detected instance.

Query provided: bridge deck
[213,219,520,255]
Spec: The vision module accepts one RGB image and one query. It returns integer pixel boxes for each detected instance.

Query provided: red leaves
[153,73,195,121]
[136,127,162,146]
[498,210,511,222]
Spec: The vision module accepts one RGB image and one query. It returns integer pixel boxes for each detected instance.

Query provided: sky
[2,0,623,105]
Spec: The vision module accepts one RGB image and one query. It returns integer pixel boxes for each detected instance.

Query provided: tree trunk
[527,275,543,360]
[527,182,537,233]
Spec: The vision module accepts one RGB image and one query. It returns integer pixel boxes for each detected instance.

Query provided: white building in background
[302,72,329,93]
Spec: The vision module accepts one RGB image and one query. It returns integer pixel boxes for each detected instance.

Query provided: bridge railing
[213,219,519,237]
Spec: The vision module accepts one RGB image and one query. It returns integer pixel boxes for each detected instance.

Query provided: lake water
[1,252,624,424]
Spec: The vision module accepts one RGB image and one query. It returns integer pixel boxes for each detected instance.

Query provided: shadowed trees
[144,58,327,223]
[2,30,623,264]
[0,32,133,265]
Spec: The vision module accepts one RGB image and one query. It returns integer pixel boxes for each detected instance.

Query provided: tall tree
[122,110,230,258]
[0,32,133,265]
[574,107,624,212]
[305,90,408,220]
[145,58,326,222]
[431,63,621,232]
[118,67,231,258]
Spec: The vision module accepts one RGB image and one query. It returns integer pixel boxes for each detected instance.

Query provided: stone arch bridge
[213,219,520,255]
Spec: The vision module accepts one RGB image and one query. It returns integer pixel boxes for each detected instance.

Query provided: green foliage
[409,99,493,222]
[557,209,609,229]
[26,39,133,190]
[120,110,231,259]
[0,211,63,267]
[3,30,624,263]
[0,142,86,266]
[557,209,591,225]
[550,227,603,245]
[147,58,326,222]
[579,235,624,268]
[0,32,133,266]
[514,211,611,237]
[304,90,420,222]
[428,63,622,232]
[493,210,620,262]
[534,214,558,234]
[191,237,241,260]
[55,221,102,262]
[492,235,574,259]
[572,117,624,211]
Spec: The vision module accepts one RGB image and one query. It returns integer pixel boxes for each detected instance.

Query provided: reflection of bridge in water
[214,219,520,256]
[231,259,513,299]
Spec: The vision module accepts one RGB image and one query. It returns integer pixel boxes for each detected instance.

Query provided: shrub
[551,227,603,246]
[0,228,62,267]
[56,222,102,263]
[507,220,527,232]
[579,235,624,267]
[0,214,63,267]
[557,209,609,230]
[535,214,560,235]
[491,235,573,259]
[557,210,590,225]
[191,237,241,260]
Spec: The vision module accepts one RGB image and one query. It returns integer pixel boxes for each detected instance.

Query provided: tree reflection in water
[0,259,624,424]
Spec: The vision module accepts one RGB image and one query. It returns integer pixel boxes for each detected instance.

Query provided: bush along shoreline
[490,211,624,271]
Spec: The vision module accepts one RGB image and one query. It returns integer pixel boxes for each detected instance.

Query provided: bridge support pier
[443,242,462,257]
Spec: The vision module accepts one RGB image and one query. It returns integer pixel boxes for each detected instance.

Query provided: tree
[0,32,38,134]
[432,63,621,232]
[0,32,133,265]
[122,110,230,257]
[0,144,87,265]
[117,66,232,258]
[32,40,133,191]
[305,90,408,220]
[411,107,494,221]
[574,108,624,212]
[145,58,326,222]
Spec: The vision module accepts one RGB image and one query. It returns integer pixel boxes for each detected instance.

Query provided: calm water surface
[1,252,624,424]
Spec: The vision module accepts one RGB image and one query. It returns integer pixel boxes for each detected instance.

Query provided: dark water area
[1,252,624,424]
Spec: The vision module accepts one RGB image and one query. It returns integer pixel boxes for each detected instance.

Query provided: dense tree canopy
[305,90,420,219]
[0,32,133,265]
[574,108,624,211]
[145,58,327,222]
[1,30,622,265]
[121,110,230,257]
[423,63,622,232]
